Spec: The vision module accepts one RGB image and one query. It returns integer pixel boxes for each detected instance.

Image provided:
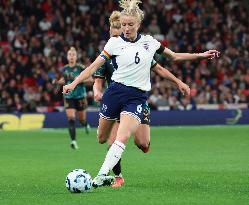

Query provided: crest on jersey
[143,43,149,51]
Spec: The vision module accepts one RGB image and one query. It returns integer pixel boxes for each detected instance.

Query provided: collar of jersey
[120,33,141,43]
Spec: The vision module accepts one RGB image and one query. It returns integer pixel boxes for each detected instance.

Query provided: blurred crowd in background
[0,0,248,112]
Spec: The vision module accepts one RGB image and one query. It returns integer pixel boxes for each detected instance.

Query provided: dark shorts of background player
[64,98,87,111]
[141,104,150,125]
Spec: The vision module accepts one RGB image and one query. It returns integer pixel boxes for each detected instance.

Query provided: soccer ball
[65,169,92,193]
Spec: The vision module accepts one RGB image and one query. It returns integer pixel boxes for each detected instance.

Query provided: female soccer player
[54,47,91,149]
[63,0,219,187]
[93,10,190,188]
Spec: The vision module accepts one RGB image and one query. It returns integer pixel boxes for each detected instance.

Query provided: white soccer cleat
[85,123,91,134]
[70,140,79,150]
[92,175,115,188]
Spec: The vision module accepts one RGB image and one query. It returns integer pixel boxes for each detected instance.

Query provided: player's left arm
[161,47,220,61]
[153,39,220,62]
[152,63,190,96]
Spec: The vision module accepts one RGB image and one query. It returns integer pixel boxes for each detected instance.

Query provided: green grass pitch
[0,126,249,205]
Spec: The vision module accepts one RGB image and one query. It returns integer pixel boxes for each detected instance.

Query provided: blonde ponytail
[109,11,121,29]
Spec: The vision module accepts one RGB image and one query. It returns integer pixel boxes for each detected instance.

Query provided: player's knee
[68,118,75,123]
[134,137,148,146]
[136,141,148,148]
[135,141,150,153]
[79,119,85,124]
[116,135,129,144]
[97,133,107,144]
[107,135,116,146]
[98,138,107,144]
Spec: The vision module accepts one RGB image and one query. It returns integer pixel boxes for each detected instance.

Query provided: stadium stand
[0,0,248,112]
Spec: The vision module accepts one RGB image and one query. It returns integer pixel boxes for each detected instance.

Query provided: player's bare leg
[116,114,140,144]
[97,117,115,144]
[107,122,119,145]
[110,122,150,187]
[134,124,151,153]
[66,109,78,149]
[77,110,91,134]
[93,114,140,188]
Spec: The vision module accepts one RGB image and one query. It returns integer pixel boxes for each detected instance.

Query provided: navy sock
[112,158,121,176]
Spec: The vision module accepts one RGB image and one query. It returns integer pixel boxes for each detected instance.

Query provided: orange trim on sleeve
[102,50,111,59]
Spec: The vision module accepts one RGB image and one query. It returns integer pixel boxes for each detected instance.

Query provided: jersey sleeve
[93,64,106,79]
[146,35,161,52]
[100,37,116,61]
[151,59,157,68]
[151,38,161,51]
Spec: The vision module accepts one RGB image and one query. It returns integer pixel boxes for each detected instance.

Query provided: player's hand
[177,81,190,96]
[94,92,103,102]
[63,83,76,94]
[199,50,220,59]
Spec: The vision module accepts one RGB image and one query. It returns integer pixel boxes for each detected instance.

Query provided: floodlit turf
[0,126,249,205]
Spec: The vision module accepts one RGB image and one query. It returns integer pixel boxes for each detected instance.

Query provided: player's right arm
[63,56,105,94]
[93,78,105,102]
[63,37,115,94]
